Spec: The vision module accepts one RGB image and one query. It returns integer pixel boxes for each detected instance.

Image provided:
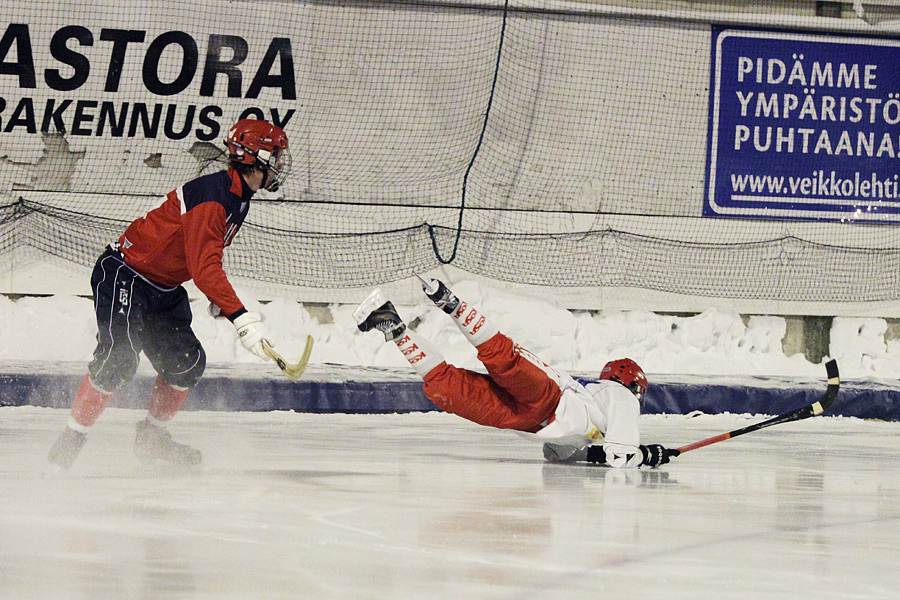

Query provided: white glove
[233,312,273,359]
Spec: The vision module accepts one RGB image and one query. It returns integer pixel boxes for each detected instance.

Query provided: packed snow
[0,277,895,380]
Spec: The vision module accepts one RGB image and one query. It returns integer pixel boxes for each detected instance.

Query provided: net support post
[782,315,832,364]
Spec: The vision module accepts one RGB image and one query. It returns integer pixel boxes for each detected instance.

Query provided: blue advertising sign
[705,27,900,222]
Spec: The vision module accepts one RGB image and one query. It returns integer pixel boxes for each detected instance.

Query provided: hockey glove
[586,446,608,464]
[639,444,679,468]
[233,312,274,360]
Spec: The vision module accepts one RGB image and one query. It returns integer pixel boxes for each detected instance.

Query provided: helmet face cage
[257,145,292,192]
[225,119,292,191]
[599,358,648,404]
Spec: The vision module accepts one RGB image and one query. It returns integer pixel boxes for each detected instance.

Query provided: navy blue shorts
[87,247,206,391]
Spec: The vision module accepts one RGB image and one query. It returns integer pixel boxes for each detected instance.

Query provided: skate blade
[352,288,389,325]
[135,459,203,477]
[414,274,439,295]
[42,463,67,478]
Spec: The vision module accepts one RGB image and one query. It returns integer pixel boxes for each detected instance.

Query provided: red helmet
[599,358,648,403]
[225,119,291,191]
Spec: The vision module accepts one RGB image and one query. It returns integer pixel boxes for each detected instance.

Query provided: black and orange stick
[674,359,840,455]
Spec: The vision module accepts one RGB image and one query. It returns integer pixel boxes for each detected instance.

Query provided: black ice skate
[47,427,88,472]
[353,288,407,342]
[134,420,202,466]
[416,275,459,315]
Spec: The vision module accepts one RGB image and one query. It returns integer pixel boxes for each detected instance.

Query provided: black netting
[1,1,897,301]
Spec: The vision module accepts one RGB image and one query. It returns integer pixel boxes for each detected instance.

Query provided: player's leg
[354,289,545,431]
[420,278,561,420]
[138,286,204,466]
[420,278,499,347]
[422,360,551,431]
[474,332,562,414]
[48,250,146,472]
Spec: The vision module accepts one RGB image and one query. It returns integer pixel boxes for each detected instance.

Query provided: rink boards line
[0,361,896,420]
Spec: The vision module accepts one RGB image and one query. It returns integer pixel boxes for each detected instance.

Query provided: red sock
[71,374,112,428]
[147,375,189,424]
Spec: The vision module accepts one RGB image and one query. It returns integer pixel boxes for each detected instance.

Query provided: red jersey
[118,168,252,319]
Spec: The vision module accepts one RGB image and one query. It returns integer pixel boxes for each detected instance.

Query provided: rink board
[0,361,897,420]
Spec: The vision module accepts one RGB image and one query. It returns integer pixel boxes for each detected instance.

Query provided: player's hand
[639,444,679,467]
[233,312,274,359]
[208,302,224,318]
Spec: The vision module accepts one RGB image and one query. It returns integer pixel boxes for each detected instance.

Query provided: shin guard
[147,375,189,424]
[70,374,112,428]
[448,299,499,347]
[394,328,444,379]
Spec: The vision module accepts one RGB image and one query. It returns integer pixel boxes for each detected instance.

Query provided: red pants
[422,333,561,432]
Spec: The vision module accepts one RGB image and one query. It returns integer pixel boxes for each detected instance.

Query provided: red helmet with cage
[599,358,648,403]
[224,119,291,191]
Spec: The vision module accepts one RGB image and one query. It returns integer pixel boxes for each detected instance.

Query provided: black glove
[585,446,607,464]
[639,444,679,467]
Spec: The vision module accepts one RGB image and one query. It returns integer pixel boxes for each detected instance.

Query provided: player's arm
[181,202,245,318]
[542,441,674,467]
[575,444,675,467]
[181,203,274,359]
[591,389,677,468]
[599,390,645,467]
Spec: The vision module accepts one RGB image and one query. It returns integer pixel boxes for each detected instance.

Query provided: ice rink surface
[1,407,898,600]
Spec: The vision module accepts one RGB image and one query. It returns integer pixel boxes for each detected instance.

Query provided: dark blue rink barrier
[0,361,897,420]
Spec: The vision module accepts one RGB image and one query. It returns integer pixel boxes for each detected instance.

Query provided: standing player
[46,118,291,472]
[354,279,679,468]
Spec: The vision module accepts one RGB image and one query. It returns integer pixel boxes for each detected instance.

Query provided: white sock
[66,417,90,434]
[394,328,444,378]
[144,414,170,428]
[447,299,499,347]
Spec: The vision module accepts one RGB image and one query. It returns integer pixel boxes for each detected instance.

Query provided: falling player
[354,278,679,468]
[46,118,291,472]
